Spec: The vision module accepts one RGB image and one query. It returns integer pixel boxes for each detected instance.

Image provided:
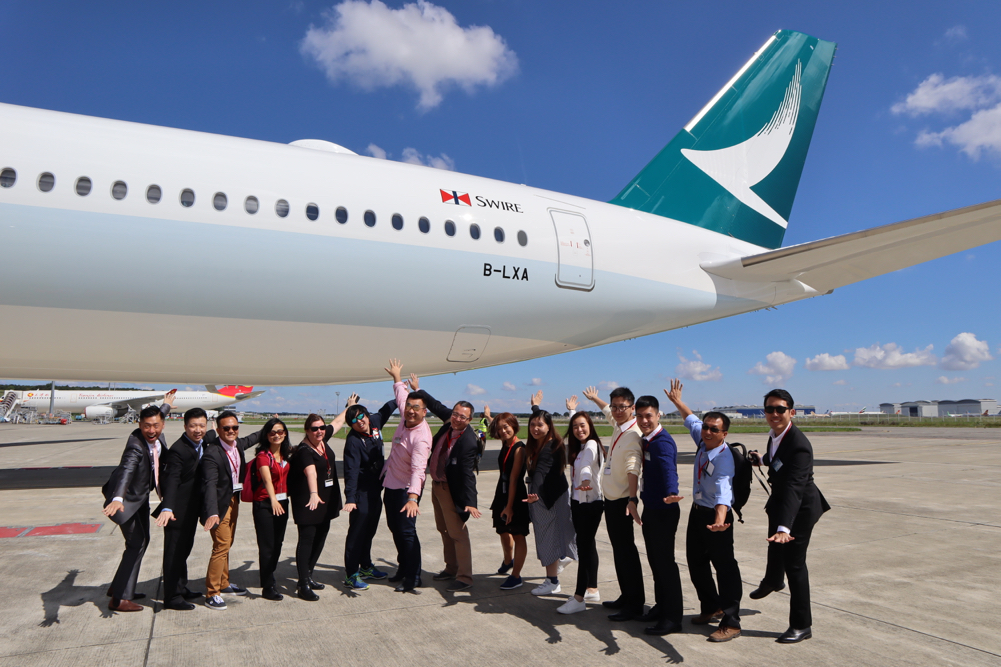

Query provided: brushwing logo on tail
[681,61,802,229]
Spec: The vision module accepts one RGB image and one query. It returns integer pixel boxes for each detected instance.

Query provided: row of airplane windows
[0,167,530,246]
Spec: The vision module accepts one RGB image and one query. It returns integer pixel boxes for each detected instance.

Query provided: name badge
[705,462,715,477]
[232,483,243,492]
[324,479,334,487]
[772,459,783,472]
[275,492,287,501]
[603,467,612,475]
[694,491,703,501]
[643,452,651,461]
[450,458,457,465]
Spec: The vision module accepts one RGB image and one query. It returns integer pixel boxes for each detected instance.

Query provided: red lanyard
[313,444,330,477]
[502,439,520,469]
[223,444,240,477]
[697,450,710,481]
[609,428,628,457]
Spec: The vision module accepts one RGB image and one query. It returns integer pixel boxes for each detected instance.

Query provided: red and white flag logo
[440,189,472,206]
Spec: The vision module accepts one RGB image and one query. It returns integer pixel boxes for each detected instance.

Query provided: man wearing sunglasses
[747,389,830,644]
[198,411,261,610]
[665,379,742,643]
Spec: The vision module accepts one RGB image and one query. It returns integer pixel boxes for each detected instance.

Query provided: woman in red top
[251,418,292,600]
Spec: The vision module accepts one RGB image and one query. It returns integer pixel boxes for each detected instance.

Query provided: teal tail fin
[611,30,836,249]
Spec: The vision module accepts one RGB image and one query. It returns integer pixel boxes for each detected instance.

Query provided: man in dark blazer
[199,410,261,610]
[410,382,480,592]
[154,407,209,610]
[102,391,175,612]
[749,389,831,644]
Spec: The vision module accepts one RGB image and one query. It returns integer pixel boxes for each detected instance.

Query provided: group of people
[101,360,828,645]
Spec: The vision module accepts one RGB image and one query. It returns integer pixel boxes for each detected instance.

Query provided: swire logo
[440,189,471,206]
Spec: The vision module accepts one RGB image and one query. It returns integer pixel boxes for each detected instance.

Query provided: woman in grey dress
[524,391,577,596]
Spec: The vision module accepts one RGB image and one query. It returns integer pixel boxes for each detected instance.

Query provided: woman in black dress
[488,411,529,590]
[289,412,344,600]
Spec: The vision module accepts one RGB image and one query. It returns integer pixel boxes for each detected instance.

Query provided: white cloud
[748,351,797,384]
[805,353,850,372]
[853,343,937,369]
[400,147,455,170]
[366,143,387,159]
[301,0,518,110]
[501,381,516,392]
[833,380,848,386]
[527,378,543,387]
[597,381,620,391]
[466,383,486,395]
[934,376,966,385]
[941,332,993,370]
[675,350,722,381]
[916,105,1001,159]
[942,25,968,42]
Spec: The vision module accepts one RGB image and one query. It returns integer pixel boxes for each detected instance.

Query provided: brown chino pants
[206,494,240,597]
[431,481,473,585]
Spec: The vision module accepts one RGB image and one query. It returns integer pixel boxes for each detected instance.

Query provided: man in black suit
[410,380,481,592]
[154,407,209,611]
[102,391,175,612]
[199,411,260,610]
[748,389,831,643]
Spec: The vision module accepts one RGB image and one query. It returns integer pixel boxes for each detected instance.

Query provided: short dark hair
[609,387,634,404]
[764,389,795,410]
[488,412,519,439]
[702,411,730,431]
[184,407,207,424]
[139,405,164,421]
[453,400,474,414]
[345,404,369,424]
[216,410,238,424]
[405,392,425,407]
[635,395,659,411]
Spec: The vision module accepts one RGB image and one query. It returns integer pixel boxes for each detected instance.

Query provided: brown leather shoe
[691,609,723,625]
[708,625,741,642]
[108,598,143,612]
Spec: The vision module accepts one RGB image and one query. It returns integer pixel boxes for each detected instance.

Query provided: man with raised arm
[381,359,432,594]
[665,379,742,643]
[583,385,644,622]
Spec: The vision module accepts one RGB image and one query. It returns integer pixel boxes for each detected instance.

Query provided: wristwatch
[628,496,639,505]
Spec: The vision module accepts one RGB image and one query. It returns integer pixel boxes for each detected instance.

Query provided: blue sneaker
[497,560,514,575]
[499,575,523,590]
[343,573,369,591]
[358,566,388,580]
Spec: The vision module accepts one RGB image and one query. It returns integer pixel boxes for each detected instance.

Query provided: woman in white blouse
[558,396,605,614]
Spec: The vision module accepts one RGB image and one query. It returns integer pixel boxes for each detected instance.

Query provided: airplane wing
[700,199,1001,292]
[235,390,265,401]
[99,394,165,411]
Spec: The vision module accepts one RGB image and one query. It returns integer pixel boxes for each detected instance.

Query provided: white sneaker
[531,580,561,596]
[557,597,587,614]
[556,557,573,575]
[583,590,601,603]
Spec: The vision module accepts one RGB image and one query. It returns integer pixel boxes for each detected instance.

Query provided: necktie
[433,433,449,481]
[151,443,161,499]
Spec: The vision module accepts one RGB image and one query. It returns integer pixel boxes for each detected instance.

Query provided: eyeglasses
[764,405,790,414]
[451,412,471,422]
[405,404,425,412]
[307,425,325,432]
[610,404,633,412]
[702,425,722,434]
[269,430,286,437]
[220,425,239,432]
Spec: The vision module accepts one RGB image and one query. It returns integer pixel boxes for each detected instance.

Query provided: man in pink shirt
[382,358,432,593]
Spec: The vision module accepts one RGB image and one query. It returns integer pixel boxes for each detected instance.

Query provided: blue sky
[2,1,999,414]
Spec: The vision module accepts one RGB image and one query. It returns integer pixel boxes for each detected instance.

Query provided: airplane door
[447,326,491,363]
[551,210,594,290]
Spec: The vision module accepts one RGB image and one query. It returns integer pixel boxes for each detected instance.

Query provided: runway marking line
[0,522,102,537]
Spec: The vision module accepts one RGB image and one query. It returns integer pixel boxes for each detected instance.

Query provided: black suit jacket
[102,421,168,525]
[415,390,478,518]
[153,435,205,526]
[199,429,261,524]
[763,423,831,531]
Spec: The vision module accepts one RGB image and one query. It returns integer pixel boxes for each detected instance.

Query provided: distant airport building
[880,399,999,417]
[713,404,816,418]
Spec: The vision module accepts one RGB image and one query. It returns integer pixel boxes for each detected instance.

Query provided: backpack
[473,430,487,473]
[727,443,753,523]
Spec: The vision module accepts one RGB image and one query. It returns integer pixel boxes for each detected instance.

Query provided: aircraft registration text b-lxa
[0,30,998,385]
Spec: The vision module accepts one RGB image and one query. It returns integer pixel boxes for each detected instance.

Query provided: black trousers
[641,503,684,624]
[295,520,330,586]
[252,499,290,589]
[762,514,815,628]
[571,499,603,597]
[162,513,198,604]
[384,487,421,587]
[345,486,383,577]
[110,504,150,601]
[686,505,742,628]
[603,498,644,612]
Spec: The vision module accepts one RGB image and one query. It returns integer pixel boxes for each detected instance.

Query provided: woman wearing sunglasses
[251,418,293,600]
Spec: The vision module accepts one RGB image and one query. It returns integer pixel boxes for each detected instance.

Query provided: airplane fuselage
[14,390,253,414]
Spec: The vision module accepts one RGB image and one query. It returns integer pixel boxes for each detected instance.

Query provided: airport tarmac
[0,422,998,666]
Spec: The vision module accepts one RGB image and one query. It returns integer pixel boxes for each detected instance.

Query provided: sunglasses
[307,425,325,432]
[220,425,239,432]
[703,425,722,434]
[764,405,790,414]
[349,413,367,424]
[269,430,286,437]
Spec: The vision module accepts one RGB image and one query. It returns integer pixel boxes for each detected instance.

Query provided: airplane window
[0,168,15,188]
[392,213,403,230]
[517,230,528,246]
[245,196,259,214]
[180,189,195,207]
[336,206,347,224]
[306,203,319,221]
[75,177,92,197]
[111,181,128,200]
[364,210,376,227]
[38,172,55,192]
[494,227,504,243]
[146,185,162,204]
[213,192,227,211]
[418,217,430,234]
[444,220,456,237]
[470,223,481,240]
[275,199,289,218]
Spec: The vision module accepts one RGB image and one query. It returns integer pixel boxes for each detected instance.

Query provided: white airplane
[0,385,264,420]
[0,30,998,386]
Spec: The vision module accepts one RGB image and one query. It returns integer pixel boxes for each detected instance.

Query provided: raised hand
[346,393,359,407]
[163,388,177,407]
[582,386,600,403]
[407,372,419,392]
[566,395,578,413]
[483,405,491,420]
[385,358,403,383]
[665,379,683,406]
[531,390,543,407]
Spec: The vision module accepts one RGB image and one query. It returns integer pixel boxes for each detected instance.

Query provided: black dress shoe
[749,582,785,600]
[180,589,203,600]
[777,626,812,643]
[163,599,195,611]
[432,569,455,581]
[297,586,319,601]
[394,584,421,594]
[645,619,682,636]
[602,596,625,610]
[389,571,404,583]
[608,609,641,622]
[261,587,284,601]
[638,606,661,622]
[307,578,325,590]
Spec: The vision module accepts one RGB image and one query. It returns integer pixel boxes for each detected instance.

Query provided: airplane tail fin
[206,385,254,397]
[611,30,836,249]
